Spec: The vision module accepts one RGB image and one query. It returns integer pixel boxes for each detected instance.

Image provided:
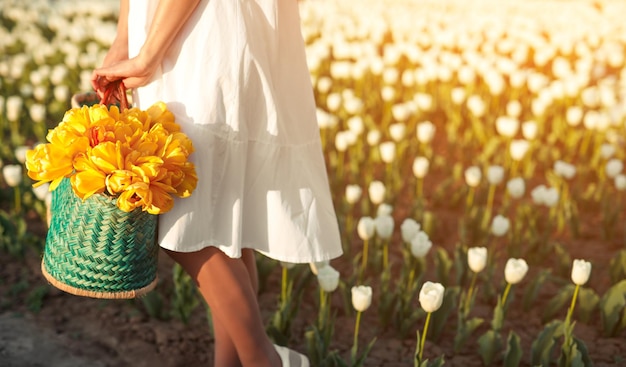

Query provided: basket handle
[99,79,129,111]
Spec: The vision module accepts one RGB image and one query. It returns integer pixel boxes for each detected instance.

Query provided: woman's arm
[93,0,201,92]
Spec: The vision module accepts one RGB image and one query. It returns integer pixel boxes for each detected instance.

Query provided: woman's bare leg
[164,247,279,367]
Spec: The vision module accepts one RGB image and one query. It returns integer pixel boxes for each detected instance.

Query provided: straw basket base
[41,261,157,299]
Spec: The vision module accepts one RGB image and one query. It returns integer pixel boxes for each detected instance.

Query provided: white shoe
[274,344,310,367]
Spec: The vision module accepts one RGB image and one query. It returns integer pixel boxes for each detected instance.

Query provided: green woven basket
[41,174,159,299]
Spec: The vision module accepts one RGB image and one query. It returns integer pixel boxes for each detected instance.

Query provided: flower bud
[376,203,393,217]
[379,141,396,164]
[345,184,362,205]
[347,116,364,135]
[351,285,373,312]
[615,174,626,191]
[491,215,510,237]
[374,214,394,240]
[419,281,445,313]
[366,129,381,146]
[357,216,376,240]
[571,259,591,286]
[554,160,576,180]
[32,182,50,201]
[14,145,30,164]
[543,187,560,207]
[467,247,487,273]
[416,121,436,144]
[410,231,432,258]
[400,218,421,243]
[368,180,386,205]
[495,116,519,138]
[389,122,406,142]
[486,165,505,185]
[412,157,429,178]
[317,265,340,292]
[509,139,530,161]
[464,166,482,187]
[606,159,623,178]
[600,143,615,160]
[504,258,529,284]
[2,164,22,187]
[521,120,538,140]
[506,177,525,199]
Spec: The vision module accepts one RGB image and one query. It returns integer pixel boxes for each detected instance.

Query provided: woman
[92,0,343,366]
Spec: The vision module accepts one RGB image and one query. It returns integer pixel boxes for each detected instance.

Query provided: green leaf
[531,320,561,367]
[453,316,484,353]
[573,337,593,367]
[609,249,626,285]
[523,269,551,311]
[428,355,445,367]
[599,280,626,337]
[354,337,377,366]
[478,329,503,366]
[491,296,505,331]
[542,285,574,323]
[454,245,468,286]
[434,247,452,287]
[503,331,522,367]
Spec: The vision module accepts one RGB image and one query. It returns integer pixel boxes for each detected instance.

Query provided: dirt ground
[1,204,625,367]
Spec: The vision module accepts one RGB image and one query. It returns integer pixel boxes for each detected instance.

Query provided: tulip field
[1,0,626,366]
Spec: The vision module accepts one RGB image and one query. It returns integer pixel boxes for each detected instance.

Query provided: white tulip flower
[379,141,396,164]
[317,265,340,293]
[554,160,577,180]
[606,159,623,178]
[600,143,615,160]
[357,216,376,241]
[316,76,333,94]
[309,260,330,276]
[486,165,505,185]
[2,164,22,187]
[522,120,538,140]
[506,177,525,199]
[6,95,22,122]
[391,103,411,122]
[376,203,393,217]
[509,139,530,161]
[32,182,50,201]
[29,104,46,123]
[326,93,342,112]
[506,101,522,118]
[467,247,488,273]
[410,231,432,258]
[571,259,592,286]
[464,166,482,187]
[566,106,584,126]
[347,116,364,136]
[467,95,486,117]
[351,285,373,312]
[419,282,445,313]
[14,145,30,164]
[400,218,421,243]
[374,214,394,240]
[389,122,406,142]
[495,116,519,138]
[345,184,362,205]
[451,87,466,105]
[416,121,436,144]
[615,174,626,191]
[412,157,429,179]
[491,215,510,237]
[531,185,548,205]
[381,86,395,102]
[543,187,560,207]
[367,130,381,146]
[504,258,529,285]
[368,180,386,205]
[334,131,349,152]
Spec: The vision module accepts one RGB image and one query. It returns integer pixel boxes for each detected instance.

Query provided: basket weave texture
[42,178,158,299]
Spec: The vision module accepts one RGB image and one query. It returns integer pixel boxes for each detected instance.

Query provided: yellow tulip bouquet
[26,86,197,299]
[25,101,197,214]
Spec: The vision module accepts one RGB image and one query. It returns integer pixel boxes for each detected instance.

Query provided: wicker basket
[42,178,158,299]
[42,87,157,299]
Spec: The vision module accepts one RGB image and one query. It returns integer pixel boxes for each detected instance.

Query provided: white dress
[127,0,343,263]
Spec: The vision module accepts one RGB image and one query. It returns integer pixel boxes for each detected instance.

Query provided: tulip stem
[465,271,478,314]
[566,284,580,325]
[466,187,475,209]
[501,282,512,308]
[360,239,369,282]
[383,241,389,270]
[14,186,22,213]
[418,311,432,361]
[281,266,288,305]
[351,310,362,363]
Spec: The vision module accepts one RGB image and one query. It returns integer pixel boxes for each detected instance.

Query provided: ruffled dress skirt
[126,0,343,263]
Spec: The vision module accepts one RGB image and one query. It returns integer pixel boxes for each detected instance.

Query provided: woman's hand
[92,52,160,94]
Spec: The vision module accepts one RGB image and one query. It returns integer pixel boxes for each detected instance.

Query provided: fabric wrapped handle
[99,79,129,111]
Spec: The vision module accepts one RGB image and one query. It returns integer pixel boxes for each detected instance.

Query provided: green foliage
[139,290,168,321]
[477,329,504,366]
[434,247,452,287]
[609,249,626,285]
[599,280,626,337]
[531,320,562,367]
[522,269,551,311]
[25,285,49,313]
[503,331,522,367]
[431,286,459,340]
[170,263,200,324]
[542,284,574,323]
